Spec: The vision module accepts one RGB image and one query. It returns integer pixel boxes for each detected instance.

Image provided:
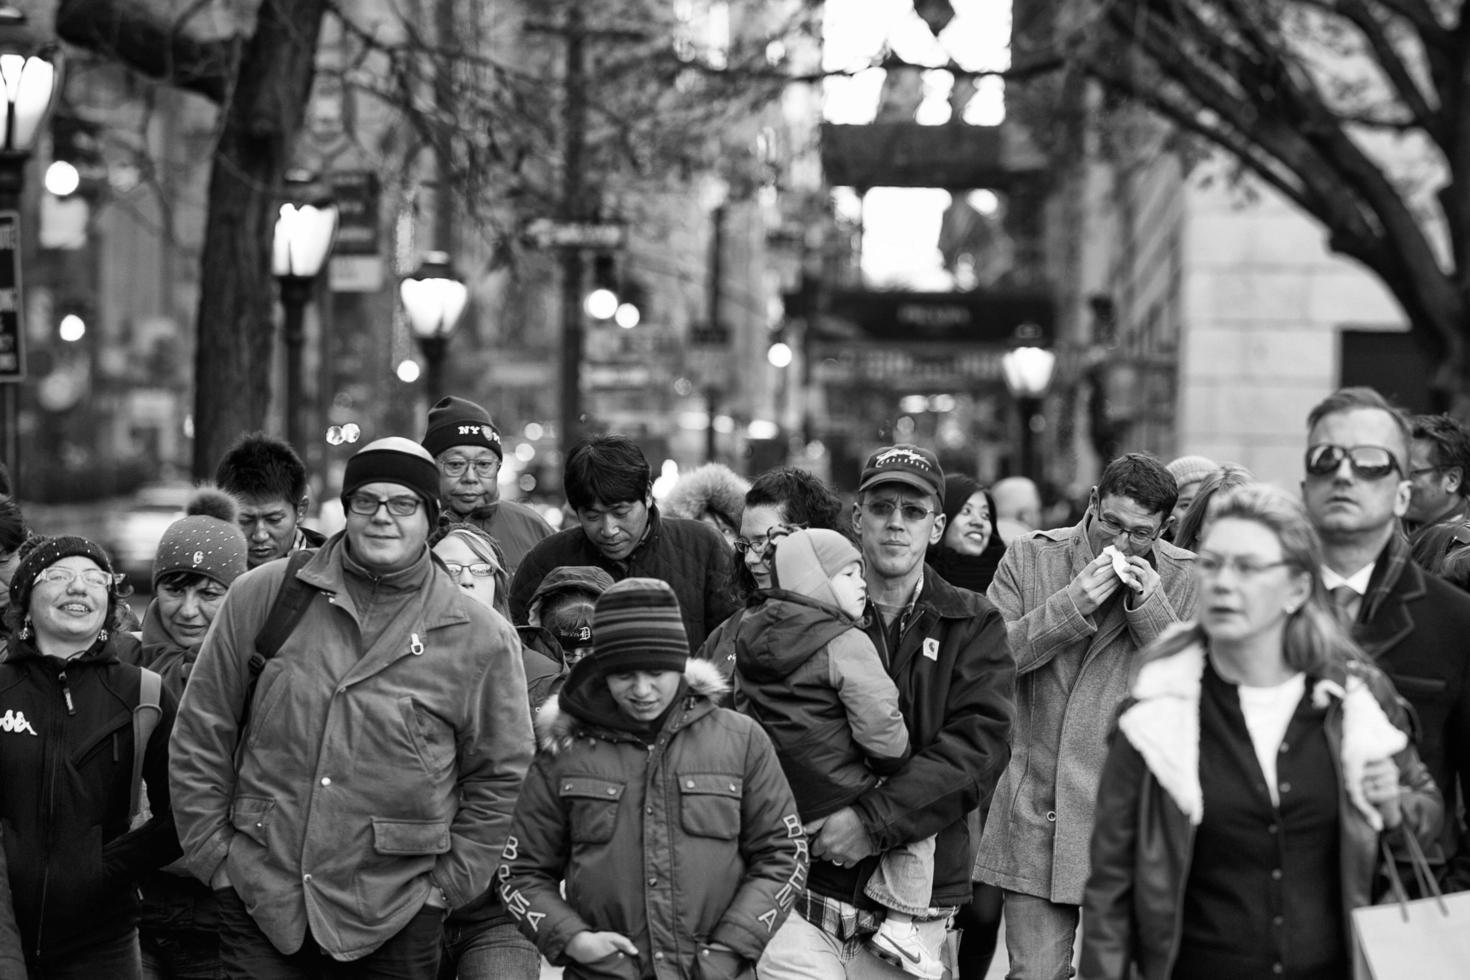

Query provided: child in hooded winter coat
[497,578,808,980]
[733,528,942,980]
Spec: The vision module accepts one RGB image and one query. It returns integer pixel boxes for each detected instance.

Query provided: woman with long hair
[1080,484,1441,979]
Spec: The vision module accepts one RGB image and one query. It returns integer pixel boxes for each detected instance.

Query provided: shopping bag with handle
[1352,828,1470,979]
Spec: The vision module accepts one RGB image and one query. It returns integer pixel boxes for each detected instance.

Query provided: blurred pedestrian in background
[662,461,750,547]
[928,473,1006,596]
[1169,464,1253,554]
[1162,455,1217,543]
[1403,413,1470,581]
[0,494,32,648]
[1081,484,1441,980]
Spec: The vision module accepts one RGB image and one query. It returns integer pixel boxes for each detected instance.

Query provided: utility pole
[558,3,587,460]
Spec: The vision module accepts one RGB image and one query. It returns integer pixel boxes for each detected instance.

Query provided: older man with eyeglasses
[170,438,533,979]
[974,451,1196,979]
[420,395,552,574]
[1302,386,1470,894]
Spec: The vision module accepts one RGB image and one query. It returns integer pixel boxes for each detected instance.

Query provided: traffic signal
[46,112,104,199]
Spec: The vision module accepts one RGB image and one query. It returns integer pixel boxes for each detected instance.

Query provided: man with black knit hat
[421,395,551,573]
[499,578,807,980]
[171,437,534,979]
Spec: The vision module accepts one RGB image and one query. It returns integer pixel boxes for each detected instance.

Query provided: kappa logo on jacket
[0,709,37,735]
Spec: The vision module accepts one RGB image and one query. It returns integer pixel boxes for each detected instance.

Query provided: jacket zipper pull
[58,669,75,716]
[409,633,425,656]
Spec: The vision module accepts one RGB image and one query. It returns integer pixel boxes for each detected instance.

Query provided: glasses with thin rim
[1196,552,1290,579]
[1304,444,1401,481]
[734,522,808,556]
[442,561,496,578]
[439,457,499,479]
[862,499,937,524]
[346,493,422,517]
[35,567,115,589]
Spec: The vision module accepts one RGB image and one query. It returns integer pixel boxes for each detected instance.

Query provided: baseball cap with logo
[858,443,945,504]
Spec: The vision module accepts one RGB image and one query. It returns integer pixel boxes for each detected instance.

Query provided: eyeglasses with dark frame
[1304,444,1402,481]
[734,522,808,557]
[346,493,423,518]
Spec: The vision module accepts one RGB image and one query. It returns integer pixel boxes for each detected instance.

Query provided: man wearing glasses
[420,395,552,573]
[761,443,1015,979]
[1302,386,1470,892]
[171,437,533,978]
[977,452,1196,978]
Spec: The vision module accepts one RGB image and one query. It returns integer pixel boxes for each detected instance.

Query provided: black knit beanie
[591,577,689,675]
[11,535,116,612]
[421,395,503,460]
[341,437,442,525]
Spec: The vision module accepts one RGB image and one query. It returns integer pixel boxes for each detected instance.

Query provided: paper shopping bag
[1352,831,1470,980]
[1352,889,1470,979]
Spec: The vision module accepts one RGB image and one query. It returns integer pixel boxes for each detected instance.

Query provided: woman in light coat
[1080,484,1441,980]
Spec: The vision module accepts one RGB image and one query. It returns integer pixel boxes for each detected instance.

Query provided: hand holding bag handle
[1353,826,1470,978]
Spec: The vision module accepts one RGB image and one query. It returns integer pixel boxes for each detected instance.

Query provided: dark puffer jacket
[0,632,181,958]
[508,506,739,650]
[734,592,910,820]
[498,658,807,980]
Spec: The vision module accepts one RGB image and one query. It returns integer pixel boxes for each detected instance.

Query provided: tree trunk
[190,0,329,479]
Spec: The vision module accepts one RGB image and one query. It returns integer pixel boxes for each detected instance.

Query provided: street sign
[328,171,380,255]
[525,218,626,249]
[807,288,1054,345]
[0,211,25,382]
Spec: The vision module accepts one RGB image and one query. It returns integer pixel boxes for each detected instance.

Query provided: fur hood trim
[1121,642,1408,829]
[534,657,729,754]
[661,463,750,529]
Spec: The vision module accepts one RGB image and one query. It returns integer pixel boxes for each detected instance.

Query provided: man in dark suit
[1303,386,1470,890]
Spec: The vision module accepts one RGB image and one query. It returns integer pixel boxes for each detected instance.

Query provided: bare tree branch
[55,0,238,103]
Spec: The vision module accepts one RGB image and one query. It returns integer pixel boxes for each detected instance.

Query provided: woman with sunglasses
[694,466,847,684]
[1080,484,1440,980]
[0,535,181,978]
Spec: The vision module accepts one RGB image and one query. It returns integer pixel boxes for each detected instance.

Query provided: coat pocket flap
[678,773,743,798]
[229,796,276,843]
[559,776,626,801]
[371,818,451,855]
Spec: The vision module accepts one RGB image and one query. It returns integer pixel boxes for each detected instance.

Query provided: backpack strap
[242,549,320,725]
[130,667,163,820]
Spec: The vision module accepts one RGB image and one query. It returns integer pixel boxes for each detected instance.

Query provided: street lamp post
[0,7,59,485]
[272,170,338,457]
[399,251,467,403]
[1001,323,1056,482]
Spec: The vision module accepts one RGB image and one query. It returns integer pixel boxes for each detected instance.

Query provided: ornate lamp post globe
[399,251,467,402]
[272,170,338,457]
[1001,322,1056,481]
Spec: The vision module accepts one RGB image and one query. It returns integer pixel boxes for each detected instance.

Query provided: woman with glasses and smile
[1082,484,1441,980]
[0,535,181,978]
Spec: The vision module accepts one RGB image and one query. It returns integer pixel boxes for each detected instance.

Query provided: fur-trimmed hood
[660,463,750,532]
[533,657,729,754]
[1119,629,1408,830]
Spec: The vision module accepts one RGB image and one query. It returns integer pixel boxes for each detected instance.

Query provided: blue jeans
[215,888,443,979]
[440,920,539,980]
[758,911,953,979]
[27,927,143,980]
[863,836,937,916]
[1001,891,1077,980]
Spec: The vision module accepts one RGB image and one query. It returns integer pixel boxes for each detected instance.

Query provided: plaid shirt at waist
[793,889,959,944]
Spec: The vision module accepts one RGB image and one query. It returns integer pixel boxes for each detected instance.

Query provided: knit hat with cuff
[421,396,503,460]
[591,577,689,675]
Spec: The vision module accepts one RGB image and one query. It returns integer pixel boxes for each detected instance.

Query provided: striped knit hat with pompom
[153,486,248,589]
[591,577,689,675]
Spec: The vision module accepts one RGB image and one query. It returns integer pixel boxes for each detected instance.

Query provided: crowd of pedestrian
[0,383,1463,979]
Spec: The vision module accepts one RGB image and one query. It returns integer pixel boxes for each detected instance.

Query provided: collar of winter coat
[1119,625,1408,831]
[295,532,470,630]
[913,563,992,617]
[535,657,729,753]
[139,597,196,665]
[1359,529,1413,624]
[735,591,856,682]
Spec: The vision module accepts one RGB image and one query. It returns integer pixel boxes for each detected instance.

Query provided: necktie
[1331,585,1362,624]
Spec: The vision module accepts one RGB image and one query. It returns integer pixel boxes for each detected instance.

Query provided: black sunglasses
[1304,444,1402,481]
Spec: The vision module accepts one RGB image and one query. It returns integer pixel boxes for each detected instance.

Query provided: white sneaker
[868,918,945,980]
